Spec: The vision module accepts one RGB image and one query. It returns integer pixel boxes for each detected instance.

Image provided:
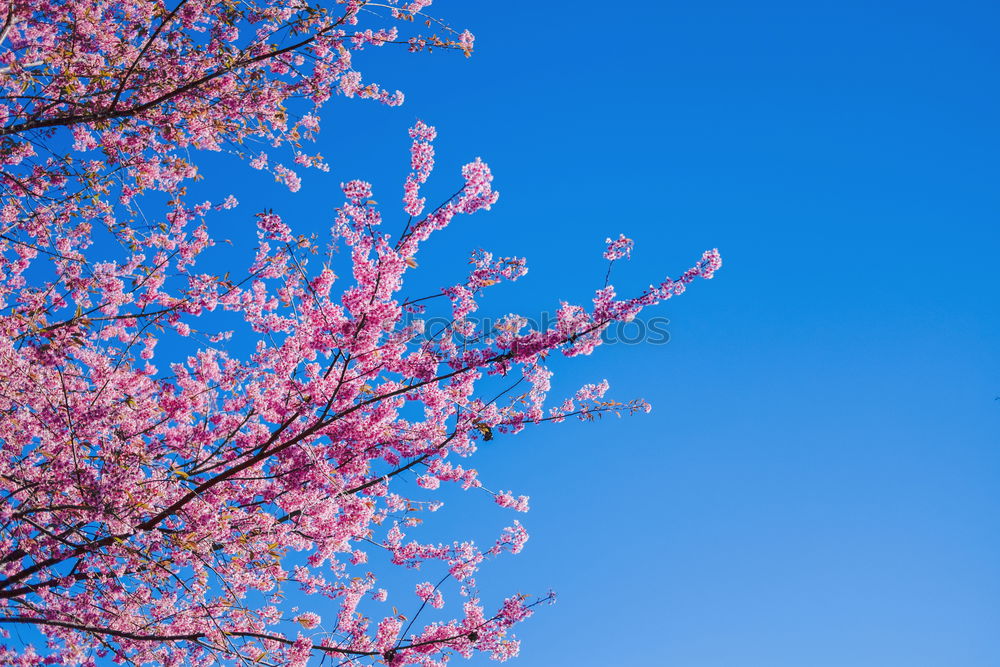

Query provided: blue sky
[185,1,1000,665]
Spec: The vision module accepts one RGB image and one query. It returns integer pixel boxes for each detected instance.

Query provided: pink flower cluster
[403,120,437,215]
[294,612,322,630]
[494,491,530,512]
[604,233,635,260]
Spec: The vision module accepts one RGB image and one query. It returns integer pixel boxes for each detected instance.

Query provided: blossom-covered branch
[0,2,722,664]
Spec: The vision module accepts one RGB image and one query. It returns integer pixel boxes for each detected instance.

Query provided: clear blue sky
[192,1,1000,665]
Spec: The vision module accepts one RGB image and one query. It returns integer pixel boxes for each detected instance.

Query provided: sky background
[190,1,1000,665]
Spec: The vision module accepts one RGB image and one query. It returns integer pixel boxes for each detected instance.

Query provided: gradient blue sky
[191,1,1000,665]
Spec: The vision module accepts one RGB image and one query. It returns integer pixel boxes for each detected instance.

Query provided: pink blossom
[295,612,322,629]
[342,179,373,202]
[417,474,441,490]
[603,234,634,260]
[494,491,530,512]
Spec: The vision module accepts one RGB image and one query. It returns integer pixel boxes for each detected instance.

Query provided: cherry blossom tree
[0,0,721,665]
